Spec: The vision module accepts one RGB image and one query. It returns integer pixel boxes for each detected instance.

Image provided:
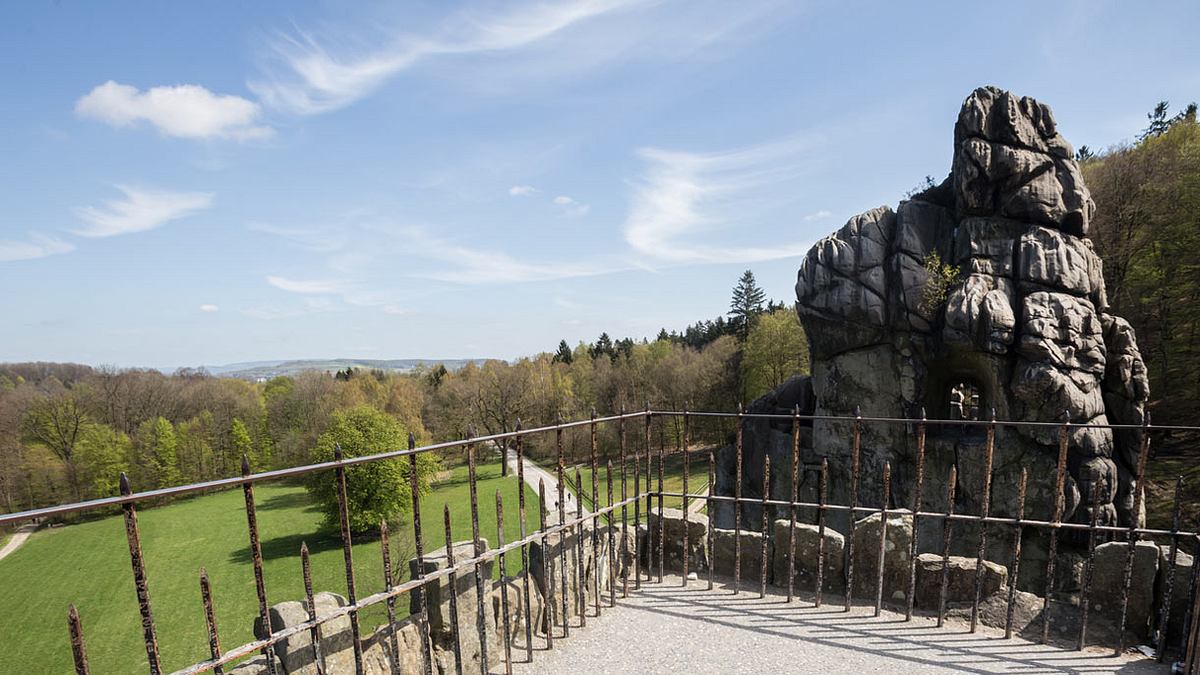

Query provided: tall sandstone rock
[786,86,1149,548]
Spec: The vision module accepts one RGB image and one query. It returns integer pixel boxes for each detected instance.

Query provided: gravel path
[507,453,587,517]
[502,575,1167,674]
[0,523,37,562]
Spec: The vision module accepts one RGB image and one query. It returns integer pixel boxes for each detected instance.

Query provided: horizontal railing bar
[653,491,1199,538]
[171,494,641,675]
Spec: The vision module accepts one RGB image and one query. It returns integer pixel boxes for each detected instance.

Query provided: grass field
[0,459,537,675]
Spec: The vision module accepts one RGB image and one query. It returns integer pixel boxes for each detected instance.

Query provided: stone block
[648,506,709,575]
[850,510,913,602]
[771,519,845,593]
[913,553,1007,610]
[410,539,499,672]
[528,516,608,629]
[1087,540,1159,639]
[253,591,353,675]
[711,527,772,584]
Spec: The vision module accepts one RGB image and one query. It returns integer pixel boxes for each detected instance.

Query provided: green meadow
[0,460,537,674]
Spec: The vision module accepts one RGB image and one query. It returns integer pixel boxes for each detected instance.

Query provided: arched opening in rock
[922,358,992,438]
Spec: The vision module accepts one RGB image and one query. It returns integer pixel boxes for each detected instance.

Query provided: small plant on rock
[918,251,960,317]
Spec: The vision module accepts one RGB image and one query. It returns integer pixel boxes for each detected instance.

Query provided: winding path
[504,451,588,516]
[0,523,37,562]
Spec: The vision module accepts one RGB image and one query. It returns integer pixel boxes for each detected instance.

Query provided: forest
[1083,101,1200,427]
[0,271,807,515]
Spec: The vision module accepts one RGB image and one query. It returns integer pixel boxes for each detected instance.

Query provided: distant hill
[201,358,485,380]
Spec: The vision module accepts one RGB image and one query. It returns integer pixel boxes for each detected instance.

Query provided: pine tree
[552,340,574,364]
[590,332,615,361]
[1141,101,1173,140]
[729,269,766,340]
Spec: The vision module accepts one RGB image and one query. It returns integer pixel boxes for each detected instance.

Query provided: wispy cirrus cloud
[249,0,787,115]
[75,81,273,141]
[248,221,347,252]
[72,185,214,238]
[0,232,75,262]
[509,185,538,196]
[622,135,822,264]
[372,224,624,284]
[251,0,648,114]
[266,275,349,294]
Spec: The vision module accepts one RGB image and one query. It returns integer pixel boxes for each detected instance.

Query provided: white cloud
[248,221,346,252]
[622,136,819,263]
[73,185,214,238]
[553,195,590,216]
[0,232,75,262]
[413,234,612,283]
[367,223,625,284]
[199,304,219,312]
[250,0,651,114]
[804,209,832,221]
[75,81,273,140]
[266,275,348,294]
[509,185,538,196]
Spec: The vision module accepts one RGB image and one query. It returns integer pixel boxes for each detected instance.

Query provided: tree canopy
[306,406,440,533]
[1085,100,1200,424]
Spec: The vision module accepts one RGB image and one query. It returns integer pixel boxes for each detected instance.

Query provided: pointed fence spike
[67,604,90,675]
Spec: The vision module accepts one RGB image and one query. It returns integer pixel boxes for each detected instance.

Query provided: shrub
[919,251,960,317]
[307,406,440,533]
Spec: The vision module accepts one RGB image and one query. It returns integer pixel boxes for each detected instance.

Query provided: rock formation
[787,86,1150,542]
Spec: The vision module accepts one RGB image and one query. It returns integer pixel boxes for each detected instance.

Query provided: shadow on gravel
[607,579,1164,674]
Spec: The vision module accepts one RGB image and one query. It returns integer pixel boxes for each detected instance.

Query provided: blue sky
[2,1,1198,369]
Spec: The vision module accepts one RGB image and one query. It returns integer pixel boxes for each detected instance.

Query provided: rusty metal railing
[2,408,1200,673]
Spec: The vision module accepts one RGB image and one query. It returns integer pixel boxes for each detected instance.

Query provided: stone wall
[645,508,1191,645]
[235,524,618,675]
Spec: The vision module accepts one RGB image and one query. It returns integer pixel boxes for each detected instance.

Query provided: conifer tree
[728,269,766,340]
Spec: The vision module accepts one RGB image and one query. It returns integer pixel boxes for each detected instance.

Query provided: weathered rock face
[711,375,818,530]
[789,86,1150,541]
